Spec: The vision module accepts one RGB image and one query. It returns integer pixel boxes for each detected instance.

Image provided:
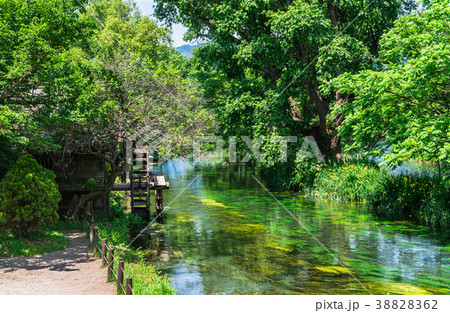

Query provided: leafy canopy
[331,0,450,166]
[155,0,415,161]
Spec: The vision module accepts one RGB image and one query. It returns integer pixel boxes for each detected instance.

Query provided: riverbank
[93,192,177,295]
[290,158,450,229]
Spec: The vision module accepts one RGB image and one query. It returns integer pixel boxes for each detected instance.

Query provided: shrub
[0,154,61,236]
[98,192,146,244]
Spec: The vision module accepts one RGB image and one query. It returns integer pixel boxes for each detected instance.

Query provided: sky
[135,0,189,47]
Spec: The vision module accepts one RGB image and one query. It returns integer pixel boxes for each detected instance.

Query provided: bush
[420,183,450,228]
[0,154,61,236]
[98,191,146,244]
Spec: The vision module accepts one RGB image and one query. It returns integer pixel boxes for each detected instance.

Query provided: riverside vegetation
[290,157,449,229]
[94,192,177,295]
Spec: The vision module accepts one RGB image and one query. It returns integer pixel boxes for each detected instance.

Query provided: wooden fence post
[125,278,133,295]
[154,176,165,222]
[89,214,94,243]
[93,228,99,253]
[117,261,124,293]
[107,248,115,280]
[101,238,107,266]
[83,204,87,230]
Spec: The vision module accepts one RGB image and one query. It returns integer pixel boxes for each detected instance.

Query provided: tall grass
[311,163,388,201]
[292,158,387,201]
[291,158,449,228]
[369,173,449,229]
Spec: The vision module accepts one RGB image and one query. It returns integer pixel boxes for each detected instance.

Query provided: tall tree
[330,0,450,175]
[0,0,216,215]
[0,0,92,176]
[155,0,415,157]
[40,0,216,216]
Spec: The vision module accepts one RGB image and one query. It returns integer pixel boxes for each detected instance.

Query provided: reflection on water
[140,160,449,295]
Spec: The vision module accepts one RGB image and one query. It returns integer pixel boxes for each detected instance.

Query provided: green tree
[0,0,216,216]
[32,0,216,216]
[0,154,61,236]
[330,0,449,175]
[0,0,93,176]
[155,0,415,157]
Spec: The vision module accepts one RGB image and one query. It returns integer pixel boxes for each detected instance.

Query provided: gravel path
[0,230,115,295]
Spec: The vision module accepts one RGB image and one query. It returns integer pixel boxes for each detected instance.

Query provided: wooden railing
[89,214,134,295]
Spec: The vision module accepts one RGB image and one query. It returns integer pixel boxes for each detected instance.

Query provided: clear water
[140,160,449,295]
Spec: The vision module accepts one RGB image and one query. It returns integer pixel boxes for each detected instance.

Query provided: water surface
[141,160,449,295]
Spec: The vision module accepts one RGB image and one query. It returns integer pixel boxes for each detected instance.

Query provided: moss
[365,282,447,295]
[175,212,196,223]
[189,196,231,208]
[264,241,294,252]
[227,223,267,235]
[313,266,354,276]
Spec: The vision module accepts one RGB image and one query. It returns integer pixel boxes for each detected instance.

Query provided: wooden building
[36,153,110,217]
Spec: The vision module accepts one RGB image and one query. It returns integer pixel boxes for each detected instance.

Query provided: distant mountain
[175,44,202,58]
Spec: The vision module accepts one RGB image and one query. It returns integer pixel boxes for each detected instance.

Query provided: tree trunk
[70,166,121,220]
[306,79,332,156]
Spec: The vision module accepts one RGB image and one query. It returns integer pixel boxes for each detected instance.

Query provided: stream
[139,160,449,295]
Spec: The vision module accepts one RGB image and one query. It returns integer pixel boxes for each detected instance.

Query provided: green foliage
[421,183,450,229]
[122,261,177,295]
[96,203,146,246]
[293,158,388,201]
[0,0,92,153]
[94,196,176,295]
[312,162,388,201]
[291,155,325,191]
[0,0,216,199]
[156,0,415,159]
[331,0,450,166]
[0,154,61,236]
[369,173,449,228]
[0,229,68,257]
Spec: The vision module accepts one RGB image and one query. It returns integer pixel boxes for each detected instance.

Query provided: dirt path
[0,230,115,295]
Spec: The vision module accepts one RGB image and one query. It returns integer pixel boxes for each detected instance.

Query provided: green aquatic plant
[227,223,267,236]
[190,196,231,208]
[364,282,446,295]
[313,266,354,276]
[176,212,196,223]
